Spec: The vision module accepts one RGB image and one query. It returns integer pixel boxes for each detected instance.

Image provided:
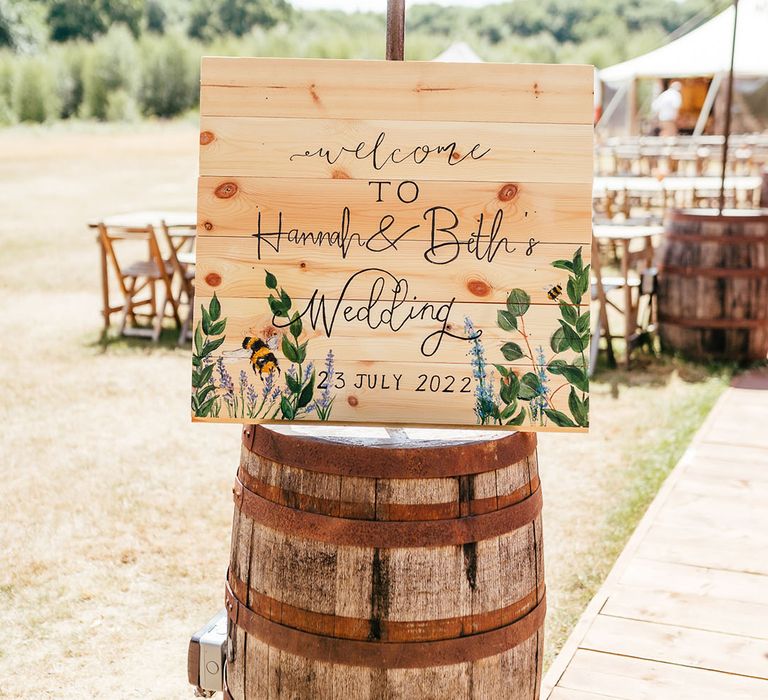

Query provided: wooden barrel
[657,209,768,361]
[224,425,544,699]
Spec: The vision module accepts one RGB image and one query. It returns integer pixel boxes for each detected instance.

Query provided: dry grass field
[0,121,728,699]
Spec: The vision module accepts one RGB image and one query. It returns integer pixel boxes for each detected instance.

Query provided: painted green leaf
[567,277,581,305]
[559,364,589,392]
[518,372,541,400]
[548,359,567,374]
[572,246,584,276]
[506,288,530,317]
[576,311,591,335]
[201,336,225,356]
[196,384,216,403]
[506,409,527,426]
[559,301,577,326]
[573,354,588,370]
[286,373,301,394]
[506,373,520,397]
[297,371,316,409]
[296,341,308,364]
[268,295,288,317]
[290,311,302,338]
[493,364,510,377]
[209,319,226,336]
[578,264,591,298]
[280,396,295,420]
[209,293,221,321]
[500,380,516,405]
[497,309,518,331]
[281,335,300,363]
[501,341,525,361]
[192,355,201,367]
[194,323,203,355]
[500,400,519,420]
[194,363,214,388]
[201,305,212,335]
[198,395,218,417]
[560,320,586,352]
[265,270,277,290]
[569,387,589,427]
[551,259,574,272]
[550,327,569,353]
[279,287,291,310]
[544,409,577,428]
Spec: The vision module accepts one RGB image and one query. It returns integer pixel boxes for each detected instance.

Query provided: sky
[289,1,511,11]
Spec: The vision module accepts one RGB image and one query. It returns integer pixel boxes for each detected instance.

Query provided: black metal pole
[386,0,405,61]
[719,0,739,213]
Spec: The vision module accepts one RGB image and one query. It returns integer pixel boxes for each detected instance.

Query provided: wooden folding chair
[160,221,196,345]
[98,223,180,341]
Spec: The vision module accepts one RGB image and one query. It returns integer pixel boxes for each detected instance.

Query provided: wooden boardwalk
[542,370,768,699]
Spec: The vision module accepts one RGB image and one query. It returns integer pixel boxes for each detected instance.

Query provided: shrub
[81,24,138,120]
[105,88,139,121]
[12,55,60,122]
[0,50,15,124]
[139,32,200,118]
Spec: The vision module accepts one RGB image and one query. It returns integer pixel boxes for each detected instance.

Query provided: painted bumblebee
[544,283,563,301]
[243,336,280,380]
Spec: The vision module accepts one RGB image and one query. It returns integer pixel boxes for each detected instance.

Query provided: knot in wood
[215,182,238,199]
[205,272,222,287]
[467,279,491,297]
[203,221,213,231]
[200,130,215,145]
[347,395,359,407]
[498,184,519,202]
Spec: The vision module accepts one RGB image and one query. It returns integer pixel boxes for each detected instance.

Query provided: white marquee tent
[601,0,768,83]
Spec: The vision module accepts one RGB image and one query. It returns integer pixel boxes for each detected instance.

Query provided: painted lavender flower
[216,357,235,412]
[465,317,498,425]
[314,349,336,421]
[530,345,551,424]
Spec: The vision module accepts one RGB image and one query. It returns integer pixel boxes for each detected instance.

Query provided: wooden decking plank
[618,559,768,606]
[601,585,768,639]
[544,370,768,698]
[549,687,622,700]
[558,649,768,700]
[636,522,768,576]
[580,616,768,679]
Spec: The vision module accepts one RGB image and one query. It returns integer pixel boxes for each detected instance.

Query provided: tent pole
[386,0,405,61]
[627,79,638,136]
[693,73,723,137]
[719,0,739,213]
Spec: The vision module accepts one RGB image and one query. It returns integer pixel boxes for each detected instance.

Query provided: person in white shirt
[652,81,683,136]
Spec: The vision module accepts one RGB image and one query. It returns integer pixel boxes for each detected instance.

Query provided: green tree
[188,0,291,40]
[47,0,145,42]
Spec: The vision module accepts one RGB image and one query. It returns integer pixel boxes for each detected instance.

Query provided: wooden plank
[549,687,622,700]
[558,649,768,700]
[195,237,589,306]
[193,357,585,431]
[200,57,595,125]
[198,116,594,183]
[602,585,768,639]
[637,522,768,576]
[197,176,592,243]
[618,558,768,607]
[580,615,768,679]
[685,456,768,482]
[197,295,582,364]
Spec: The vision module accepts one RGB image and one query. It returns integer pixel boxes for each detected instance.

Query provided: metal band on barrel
[236,465,540,521]
[241,425,537,479]
[227,569,542,643]
[224,580,546,669]
[658,265,768,279]
[659,313,768,329]
[233,476,542,548]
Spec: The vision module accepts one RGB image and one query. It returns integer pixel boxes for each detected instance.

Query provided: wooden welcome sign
[191,57,593,431]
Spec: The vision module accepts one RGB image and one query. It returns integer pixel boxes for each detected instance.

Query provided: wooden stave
[226,427,544,699]
[657,210,768,361]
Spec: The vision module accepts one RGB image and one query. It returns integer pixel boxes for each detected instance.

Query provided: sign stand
[219,4,547,696]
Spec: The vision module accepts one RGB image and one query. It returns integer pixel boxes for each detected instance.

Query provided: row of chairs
[98,221,195,344]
